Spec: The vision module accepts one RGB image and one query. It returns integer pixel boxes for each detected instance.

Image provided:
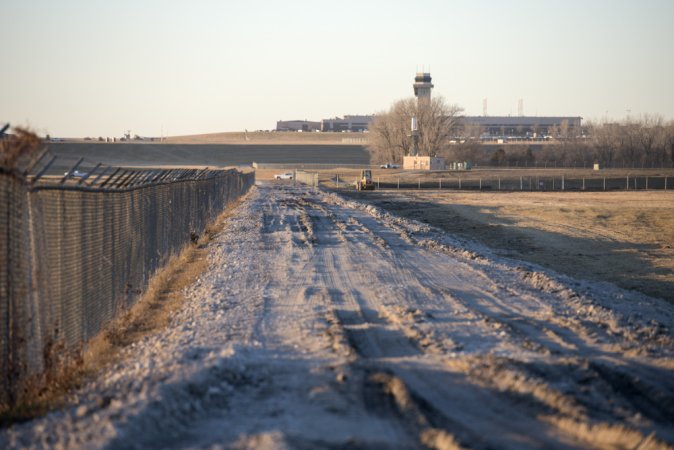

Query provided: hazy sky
[2,0,673,137]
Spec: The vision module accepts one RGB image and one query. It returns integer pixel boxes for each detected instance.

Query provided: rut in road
[3,183,674,450]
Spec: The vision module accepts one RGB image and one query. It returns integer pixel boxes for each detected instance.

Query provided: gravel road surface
[3,183,674,449]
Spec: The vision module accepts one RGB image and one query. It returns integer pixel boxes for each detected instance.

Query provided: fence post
[459,178,461,190]
[479,178,482,190]
[603,177,606,191]
[498,177,501,191]
[635,177,637,190]
[666,176,668,190]
[646,176,648,190]
[439,178,442,189]
[336,174,339,188]
[553,178,555,190]
[397,177,399,190]
[418,178,420,190]
[582,177,585,190]
[520,176,523,191]
[562,175,565,191]
[377,177,380,189]
[626,176,629,190]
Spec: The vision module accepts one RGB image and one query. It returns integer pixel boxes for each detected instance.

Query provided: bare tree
[441,121,484,163]
[460,122,484,141]
[660,121,674,166]
[615,119,642,166]
[490,148,507,166]
[367,96,463,164]
[589,120,618,166]
[638,114,664,167]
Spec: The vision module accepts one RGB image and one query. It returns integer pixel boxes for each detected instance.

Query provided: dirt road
[347,190,674,303]
[3,184,674,449]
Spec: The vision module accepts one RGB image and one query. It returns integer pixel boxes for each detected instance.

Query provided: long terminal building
[462,115,583,139]
[277,115,582,138]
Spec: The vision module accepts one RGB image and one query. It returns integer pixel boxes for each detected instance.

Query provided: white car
[379,163,400,169]
[274,172,293,180]
[64,170,88,178]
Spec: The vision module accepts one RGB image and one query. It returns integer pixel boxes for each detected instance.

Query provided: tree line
[368,98,674,168]
[470,116,674,168]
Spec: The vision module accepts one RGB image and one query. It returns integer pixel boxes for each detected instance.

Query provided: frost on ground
[3,183,674,450]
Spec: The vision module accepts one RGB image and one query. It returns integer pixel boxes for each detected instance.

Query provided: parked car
[274,172,293,180]
[379,163,400,169]
[63,170,88,178]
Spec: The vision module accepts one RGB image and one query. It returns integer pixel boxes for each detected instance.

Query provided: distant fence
[1,160,254,406]
[330,174,671,192]
[253,162,376,170]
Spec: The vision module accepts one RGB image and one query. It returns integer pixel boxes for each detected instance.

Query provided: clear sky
[2,0,673,137]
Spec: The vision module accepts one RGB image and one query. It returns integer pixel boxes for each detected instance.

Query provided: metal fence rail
[334,174,671,192]
[253,162,377,170]
[1,156,254,406]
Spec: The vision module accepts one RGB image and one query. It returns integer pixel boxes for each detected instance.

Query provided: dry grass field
[163,131,367,145]
[64,131,367,145]
[343,189,674,303]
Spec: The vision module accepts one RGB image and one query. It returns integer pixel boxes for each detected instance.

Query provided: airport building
[461,116,582,139]
[320,115,374,132]
[276,120,321,132]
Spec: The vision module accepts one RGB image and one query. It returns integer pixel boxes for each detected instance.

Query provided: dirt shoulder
[345,190,674,303]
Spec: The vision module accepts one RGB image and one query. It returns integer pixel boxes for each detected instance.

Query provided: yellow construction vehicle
[355,169,375,191]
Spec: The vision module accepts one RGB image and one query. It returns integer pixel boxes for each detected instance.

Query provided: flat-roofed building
[461,116,582,138]
[321,115,374,132]
[403,155,446,171]
[276,120,321,132]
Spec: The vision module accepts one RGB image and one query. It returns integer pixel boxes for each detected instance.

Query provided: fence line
[330,174,671,192]
[1,162,254,407]
[253,162,376,170]
[474,161,674,170]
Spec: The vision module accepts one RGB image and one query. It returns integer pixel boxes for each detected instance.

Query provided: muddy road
[4,184,674,449]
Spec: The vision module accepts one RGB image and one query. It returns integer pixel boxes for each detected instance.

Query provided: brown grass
[163,130,366,145]
[0,193,249,426]
[544,416,673,450]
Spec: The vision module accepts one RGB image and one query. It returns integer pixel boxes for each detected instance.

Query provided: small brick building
[403,156,446,170]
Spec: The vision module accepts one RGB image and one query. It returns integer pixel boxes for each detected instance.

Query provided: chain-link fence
[331,173,671,192]
[0,157,254,406]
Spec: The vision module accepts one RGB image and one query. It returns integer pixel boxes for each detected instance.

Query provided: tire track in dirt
[296,201,475,448]
[316,187,674,448]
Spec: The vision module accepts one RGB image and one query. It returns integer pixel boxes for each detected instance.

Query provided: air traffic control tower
[404,71,446,169]
[413,72,434,105]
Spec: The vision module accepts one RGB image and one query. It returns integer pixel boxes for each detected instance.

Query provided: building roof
[463,116,582,126]
[323,115,374,122]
